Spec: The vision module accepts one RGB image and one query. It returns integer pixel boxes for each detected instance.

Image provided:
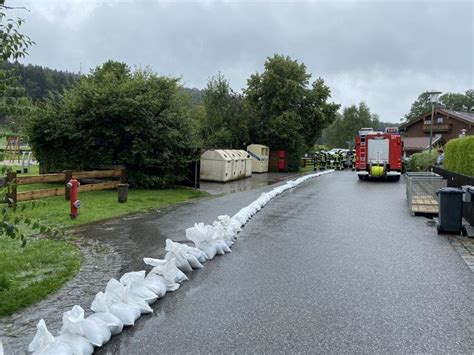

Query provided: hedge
[444,135,474,177]
[406,150,438,172]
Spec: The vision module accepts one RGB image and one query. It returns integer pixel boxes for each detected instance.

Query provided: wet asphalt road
[96,170,473,354]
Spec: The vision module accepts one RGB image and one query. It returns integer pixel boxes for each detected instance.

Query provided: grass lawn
[0,237,81,317]
[0,186,208,317]
[14,186,209,229]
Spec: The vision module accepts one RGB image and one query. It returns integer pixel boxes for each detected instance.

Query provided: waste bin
[118,184,129,203]
[436,187,465,235]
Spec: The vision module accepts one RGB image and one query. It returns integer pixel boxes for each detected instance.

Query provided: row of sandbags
[27,170,333,354]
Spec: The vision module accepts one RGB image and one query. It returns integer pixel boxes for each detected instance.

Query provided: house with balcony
[399,108,474,156]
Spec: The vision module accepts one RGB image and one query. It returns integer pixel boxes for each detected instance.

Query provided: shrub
[26,61,197,188]
[407,150,438,172]
[444,136,474,177]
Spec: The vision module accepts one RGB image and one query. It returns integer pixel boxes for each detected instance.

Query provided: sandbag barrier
[28,170,334,354]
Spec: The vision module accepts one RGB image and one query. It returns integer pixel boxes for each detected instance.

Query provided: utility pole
[428,91,442,153]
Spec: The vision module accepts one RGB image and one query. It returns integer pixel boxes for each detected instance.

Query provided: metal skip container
[200,149,233,182]
[237,150,252,178]
[247,144,269,173]
[436,187,466,235]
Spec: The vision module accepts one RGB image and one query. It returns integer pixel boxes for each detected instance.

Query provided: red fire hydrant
[67,178,81,219]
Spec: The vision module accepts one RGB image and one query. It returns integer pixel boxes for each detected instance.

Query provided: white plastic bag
[119,271,158,304]
[61,305,111,347]
[143,272,167,296]
[91,291,141,326]
[29,319,73,355]
[87,312,123,336]
[143,257,188,283]
[105,279,153,314]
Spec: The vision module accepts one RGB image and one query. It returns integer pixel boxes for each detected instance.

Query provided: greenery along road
[0,186,208,316]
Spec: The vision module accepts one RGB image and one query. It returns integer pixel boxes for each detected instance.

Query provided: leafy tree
[0,1,60,245]
[0,1,34,118]
[244,54,339,170]
[26,60,198,188]
[199,72,249,149]
[325,102,380,148]
[404,90,474,121]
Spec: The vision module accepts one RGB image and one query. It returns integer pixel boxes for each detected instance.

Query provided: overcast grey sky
[11,0,474,122]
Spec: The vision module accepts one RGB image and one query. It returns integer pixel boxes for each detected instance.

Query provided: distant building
[399,108,474,156]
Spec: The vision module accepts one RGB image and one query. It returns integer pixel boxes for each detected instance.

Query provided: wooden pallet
[410,195,439,215]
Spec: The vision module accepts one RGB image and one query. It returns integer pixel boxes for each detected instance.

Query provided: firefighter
[351,149,356,170]
[320,150,327,170]
[313,151,321,170]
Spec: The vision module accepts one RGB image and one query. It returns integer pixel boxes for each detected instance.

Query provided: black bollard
[117,183,129,203]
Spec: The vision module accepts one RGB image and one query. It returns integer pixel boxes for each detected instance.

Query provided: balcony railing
[422,124,451,133]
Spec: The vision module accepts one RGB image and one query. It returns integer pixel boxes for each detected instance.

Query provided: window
[436,117,443,124]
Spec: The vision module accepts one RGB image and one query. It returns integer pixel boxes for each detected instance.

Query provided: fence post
[64,170,73,200]
[6,171,17,206]
[120,167,127,184]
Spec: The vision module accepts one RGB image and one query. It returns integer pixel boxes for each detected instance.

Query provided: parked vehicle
[355,127,403,181]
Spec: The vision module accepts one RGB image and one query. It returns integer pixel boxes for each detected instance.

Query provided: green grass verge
[0,237,81,317]
[14,186,209,228]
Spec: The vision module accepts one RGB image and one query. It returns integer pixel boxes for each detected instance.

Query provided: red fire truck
[355,127,403,181]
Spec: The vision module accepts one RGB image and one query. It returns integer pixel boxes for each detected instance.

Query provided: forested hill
[2,61,205,105]
[1,61,81,101]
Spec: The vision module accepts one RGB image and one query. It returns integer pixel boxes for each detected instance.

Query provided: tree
[404,90,474,121]
[199,72,249,149]
[245,54,339,170]
[0,1,35,116]
[325,102,380,148]
[26,60,198,188]
[0,2,59,245]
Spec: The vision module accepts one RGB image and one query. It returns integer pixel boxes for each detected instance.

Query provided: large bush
[407,150,438,172]
[26,61,197,187]
[444,136,474,177]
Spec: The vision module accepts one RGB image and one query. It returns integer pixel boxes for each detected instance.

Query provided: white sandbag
[121,270,166,298]
[165,239,204,270]
[217,215,240,239]
[55,333,93,355]
[186,253,204,269]
[165,251,193,272]
[143,272,167,296]
[0,340,3,355]
[185,223,218,259]
[105,279,153,314]
[143,257,188,283]
[29,319,73,355]
[61,305,111,347]
[214,239,231,254]
[119,271,158,304]
[87,312,123,336]
[145,272,180,292]
[91,292,141,326]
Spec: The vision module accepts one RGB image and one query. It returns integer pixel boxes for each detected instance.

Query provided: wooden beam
[78,181,119,192]
[73,169,122,179]
[17,187,66,202]
[16,173,64,185]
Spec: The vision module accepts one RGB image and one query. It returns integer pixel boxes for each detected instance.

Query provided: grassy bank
[14,186,209,228]
[0,237,81,316]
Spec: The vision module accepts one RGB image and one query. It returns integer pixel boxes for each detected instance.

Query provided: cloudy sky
[10,0,474,122]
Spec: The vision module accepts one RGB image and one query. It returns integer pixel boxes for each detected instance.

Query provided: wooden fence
[5,168,126,204]
[433,166,474,225]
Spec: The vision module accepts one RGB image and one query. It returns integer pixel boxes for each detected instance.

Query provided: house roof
[400,108,474,129]
[401,136,442,151]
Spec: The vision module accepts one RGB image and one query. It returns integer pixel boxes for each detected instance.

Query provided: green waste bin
[436,187,466,235]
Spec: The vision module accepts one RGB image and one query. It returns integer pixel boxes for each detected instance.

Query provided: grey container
[436,187,465,235]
